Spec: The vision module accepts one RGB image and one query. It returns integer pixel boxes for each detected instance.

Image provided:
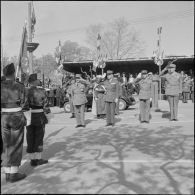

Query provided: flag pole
[28,1,33,74]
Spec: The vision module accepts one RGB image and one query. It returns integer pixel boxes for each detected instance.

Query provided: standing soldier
[71,74,90,128]
[1,63,27,182]
[160,63,182,121]
[104,70,119,126]
[134,70,152,123]
[24,73,50,166]
[67,78,76,118]
[182,76,191,103]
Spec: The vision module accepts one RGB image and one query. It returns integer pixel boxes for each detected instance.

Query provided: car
[62,84,136,113]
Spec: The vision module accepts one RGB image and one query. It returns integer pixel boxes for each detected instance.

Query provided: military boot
[9,173,26,183]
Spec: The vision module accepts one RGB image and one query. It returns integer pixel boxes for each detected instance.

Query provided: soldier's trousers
[139,99,150,122]
[167,95,179,120]
[1,112,26,167]
[74,104,85,125]
[106,102,116,124]
[26,125,45,153]
[115,100,119,115]
[182,92,189,103]
[70,99,75,114]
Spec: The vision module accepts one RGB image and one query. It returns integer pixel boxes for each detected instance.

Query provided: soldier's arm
[43,89,51,114]
[179,75,183,93]
[115,80,119,100]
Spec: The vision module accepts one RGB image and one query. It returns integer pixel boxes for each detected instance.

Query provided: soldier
[67,78,76,118]
[55,86,61,107]
[71,74,90,128]
[1,63,27,182]
[182,75,191,103]
[160,63,182,121]
[24,73,50,167]
[104,70,119,126]
[134,70,152,123]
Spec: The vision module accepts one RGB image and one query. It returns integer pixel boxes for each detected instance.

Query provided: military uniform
[182,77,191,103]
[23,74,50,166]
[94,81,106,117]
[160,64,182,121]
[67,79,75,118]
[151,74,160,110]
[104,70,119,126]
[1,63,27,182]
[71,74,89,127]
[135,70,152,123]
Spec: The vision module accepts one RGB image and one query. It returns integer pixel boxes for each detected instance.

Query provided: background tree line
[1,17,145,85]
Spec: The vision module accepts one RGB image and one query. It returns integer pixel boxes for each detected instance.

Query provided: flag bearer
[1,63,27,182]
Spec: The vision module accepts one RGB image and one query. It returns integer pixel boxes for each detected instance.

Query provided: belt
[1,107,22,112]
[31,109,44,113]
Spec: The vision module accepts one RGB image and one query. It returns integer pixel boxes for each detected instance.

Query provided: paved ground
[1,99,194,194]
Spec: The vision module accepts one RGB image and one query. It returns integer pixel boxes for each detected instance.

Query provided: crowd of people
[1,61,194,183]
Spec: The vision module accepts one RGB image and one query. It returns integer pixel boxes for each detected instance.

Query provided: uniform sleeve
[43,89,51,114]
[116,80,119,99]
[179,75,183,93]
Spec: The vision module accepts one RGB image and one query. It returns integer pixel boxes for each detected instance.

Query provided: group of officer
[1,61,193,183]
[1,63,50,182]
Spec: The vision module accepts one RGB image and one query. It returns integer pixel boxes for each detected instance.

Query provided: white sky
[1,1,194,58]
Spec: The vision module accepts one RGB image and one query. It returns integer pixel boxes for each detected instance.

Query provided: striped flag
[31,2,36,38]
[16,23,28,82]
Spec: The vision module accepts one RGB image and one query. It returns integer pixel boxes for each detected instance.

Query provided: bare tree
[85,18,145,60]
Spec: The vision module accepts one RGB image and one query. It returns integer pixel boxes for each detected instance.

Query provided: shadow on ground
[2,124,194,194]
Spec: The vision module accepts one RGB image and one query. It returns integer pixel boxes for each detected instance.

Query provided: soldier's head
[28,73,40,86]
[141,70,148,79]
[168,64,176,73]
[3,63,15,80]
[106,70,113,80]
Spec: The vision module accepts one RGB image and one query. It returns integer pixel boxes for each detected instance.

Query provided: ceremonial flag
[31,2,36,38]
[56,40,62,66]
[16,23,28,82]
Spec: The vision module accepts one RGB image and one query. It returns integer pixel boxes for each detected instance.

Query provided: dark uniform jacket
[24,86,50,126]
[135,77,152,100]
[161,72,182,95]
[104,78,119,102]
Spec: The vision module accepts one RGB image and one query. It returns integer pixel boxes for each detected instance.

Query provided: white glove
[137,73,142,79]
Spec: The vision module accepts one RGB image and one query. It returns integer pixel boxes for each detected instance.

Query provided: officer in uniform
[182,76,191,103]
[71,74,90,128]
[104,70,119,126]
[134,70,152,123]
[67,78,76,118]
[1,63,27,182]
[24,73,50,166]
[160,63,182,121]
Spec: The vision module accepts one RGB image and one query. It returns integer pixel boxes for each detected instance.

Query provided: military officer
[67,78,76,118]
[160,63,182,121]
[182,76,191,103]
[1,63,27,182]
[134,70,152,123]
[71,74,90,128]
[104,70,119,126]
[23,73,50,166]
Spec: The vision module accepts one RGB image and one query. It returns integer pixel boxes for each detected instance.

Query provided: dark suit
[23,86,50,154]
[104,78,119,125]
[1,80,27,167]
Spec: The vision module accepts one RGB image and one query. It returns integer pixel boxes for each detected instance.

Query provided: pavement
[1,99,194,194]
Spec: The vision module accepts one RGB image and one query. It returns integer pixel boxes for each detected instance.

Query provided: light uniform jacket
[161,72,182,96]
[135,77,152,100]
[71,80,89,106]
[182,78,191,92]
[104,78,119,102]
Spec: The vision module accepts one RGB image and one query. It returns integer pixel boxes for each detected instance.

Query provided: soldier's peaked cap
[3,63,15,76]
[75,74,81,78]
[168,63,176,68]
[107,70,113,74]
[141,70,148,74]
[28,73,38,83]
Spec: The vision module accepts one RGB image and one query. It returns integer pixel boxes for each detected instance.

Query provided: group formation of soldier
[1,61,194,183]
